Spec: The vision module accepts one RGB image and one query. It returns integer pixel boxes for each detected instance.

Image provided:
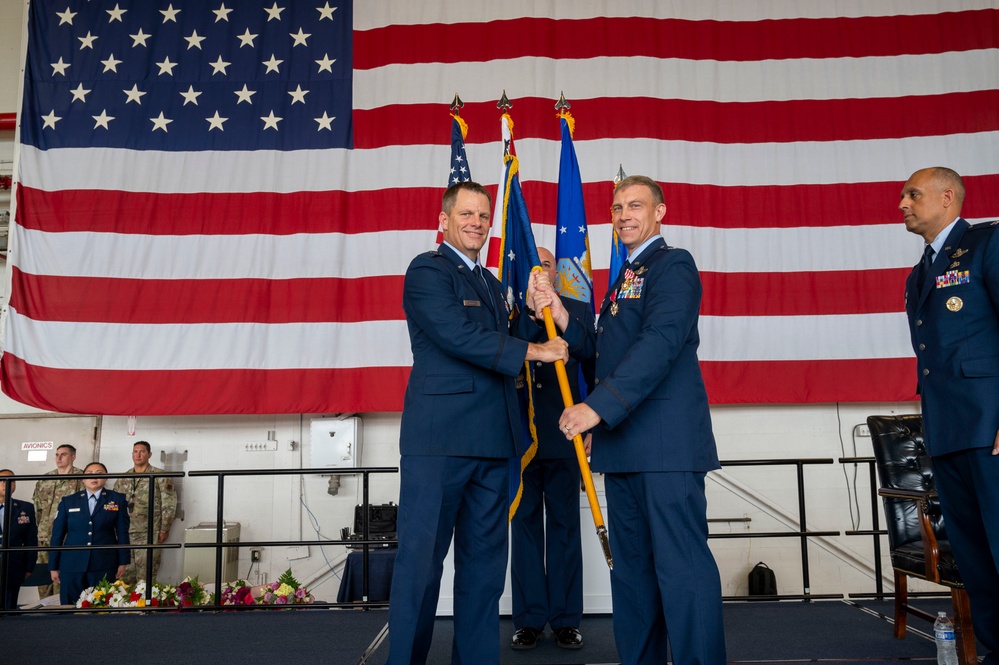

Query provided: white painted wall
[0,2,934,610]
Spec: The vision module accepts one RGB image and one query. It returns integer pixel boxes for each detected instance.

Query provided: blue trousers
[605,472,726,665]
[933,447,999,665]
[387,456,509,665]
[510,457,583,631]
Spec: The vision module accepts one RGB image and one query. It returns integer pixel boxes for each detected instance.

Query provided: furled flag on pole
[553,97,593,313]
[437,95,472,244]
[607,164,630,289]
[447,94,471,186]
[490,100,542,520]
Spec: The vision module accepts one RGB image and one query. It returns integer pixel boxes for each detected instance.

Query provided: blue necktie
[89,494,97,515]
[916,245,935,295]
[473,265,495,309]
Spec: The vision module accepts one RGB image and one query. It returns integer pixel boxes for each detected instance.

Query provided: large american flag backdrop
[3,1,999,415]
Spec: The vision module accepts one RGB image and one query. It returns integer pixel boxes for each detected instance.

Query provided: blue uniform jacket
[906,218,999,456]
[49,489,130,573]
[400,244,532,458]
[562,238,719,473]
[1,499,38,582]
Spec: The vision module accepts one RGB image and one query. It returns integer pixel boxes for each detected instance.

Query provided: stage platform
[3,599,984,664]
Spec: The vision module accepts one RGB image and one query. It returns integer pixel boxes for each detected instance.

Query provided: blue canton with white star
[21,0,353,151]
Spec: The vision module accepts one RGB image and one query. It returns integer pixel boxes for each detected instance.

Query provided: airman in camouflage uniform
[115,441,177,586]
[31,444,84,598]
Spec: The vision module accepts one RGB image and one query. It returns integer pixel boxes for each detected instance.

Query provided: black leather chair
[867,414,976,665]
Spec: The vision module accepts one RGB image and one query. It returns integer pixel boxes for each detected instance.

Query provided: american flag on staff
[4,1,999,415]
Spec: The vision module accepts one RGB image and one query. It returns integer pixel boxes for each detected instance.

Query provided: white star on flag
[261,111,282,130]
[150,112,173,132]
[93,110,115,130]
[206,112,228,131]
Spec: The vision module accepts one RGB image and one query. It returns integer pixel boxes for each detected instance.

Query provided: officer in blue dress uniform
[386,181,568,665]
[900,166,999,664]
[538,175,726,665]
[510,247,593,650]
[0,469,38,610]
[49,462,130,606]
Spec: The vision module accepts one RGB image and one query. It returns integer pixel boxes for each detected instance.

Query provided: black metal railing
[3,457,900,613]
[186,466,398,610]
[0,467,398,613]
[712,458,841,601]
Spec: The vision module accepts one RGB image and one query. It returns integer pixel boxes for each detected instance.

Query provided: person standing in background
[510,246,592,650]
[115,441,177,585]
[49,462,130,606]
[0,469,38,611]
[32,444,83,599]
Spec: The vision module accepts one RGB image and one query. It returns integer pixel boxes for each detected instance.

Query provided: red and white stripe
[5,1,999,413]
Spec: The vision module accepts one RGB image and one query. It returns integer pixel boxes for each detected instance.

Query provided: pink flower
[264,592,274,603]
[294,588,306,599]
[276,596,288,605]
[269,582,280,591]
[242,593,255,605]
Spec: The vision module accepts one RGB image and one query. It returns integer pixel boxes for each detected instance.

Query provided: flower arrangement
[174,576,212,607]
[76,577,178,608]
[75,571,315,609]
[218,579,256,606]
[256,568,314,605]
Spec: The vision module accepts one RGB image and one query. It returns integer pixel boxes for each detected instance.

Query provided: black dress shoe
[553,627,583,649]
[511,627,543,649]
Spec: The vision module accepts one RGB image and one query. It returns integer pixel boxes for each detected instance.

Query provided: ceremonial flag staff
[494,91,612,569]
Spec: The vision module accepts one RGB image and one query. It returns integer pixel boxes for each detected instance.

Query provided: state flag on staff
[554,107,594,402]
[6,2,999,415]
[554,109,594,311]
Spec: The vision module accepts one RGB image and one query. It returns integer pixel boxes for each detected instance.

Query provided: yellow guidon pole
[536,294,613,570]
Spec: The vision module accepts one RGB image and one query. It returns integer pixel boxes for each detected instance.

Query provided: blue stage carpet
[3,599,982,665]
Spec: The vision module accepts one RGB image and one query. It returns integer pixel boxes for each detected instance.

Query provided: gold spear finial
[615,164,627,185]
[496,90,512,112]
[450,93,464,114]
[554,91,571,112]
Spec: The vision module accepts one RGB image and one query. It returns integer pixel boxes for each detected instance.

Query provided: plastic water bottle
[933,611,958,665]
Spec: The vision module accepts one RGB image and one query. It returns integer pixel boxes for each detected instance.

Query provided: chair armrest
[878,488,942,583]
[877,488,938,502]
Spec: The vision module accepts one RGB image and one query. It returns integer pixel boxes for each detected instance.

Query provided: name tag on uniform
[69,508,81,512]
[463,300,481,307]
